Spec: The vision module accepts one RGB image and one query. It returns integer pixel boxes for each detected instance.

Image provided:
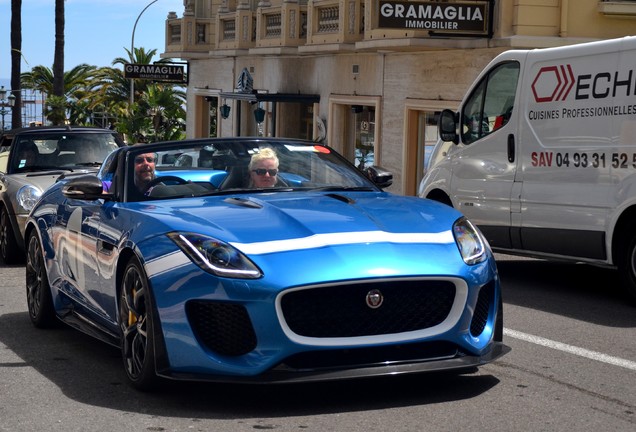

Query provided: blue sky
[0,0,182,79]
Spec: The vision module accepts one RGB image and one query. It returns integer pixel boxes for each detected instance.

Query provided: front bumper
[156,342,511,384]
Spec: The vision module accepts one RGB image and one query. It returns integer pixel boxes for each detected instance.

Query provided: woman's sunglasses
[252,168,278,176]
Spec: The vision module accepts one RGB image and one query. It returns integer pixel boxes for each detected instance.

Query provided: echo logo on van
[531,65,575,103]
[532,64,636,104]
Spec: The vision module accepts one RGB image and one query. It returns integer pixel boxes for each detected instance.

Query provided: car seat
[219,165,248,189]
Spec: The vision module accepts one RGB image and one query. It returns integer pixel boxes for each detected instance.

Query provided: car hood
[133,191,462,248]
[3,172,64,193]
[4,169,98,193]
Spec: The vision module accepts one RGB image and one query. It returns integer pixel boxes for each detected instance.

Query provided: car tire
[119,256,160,391]
[25,231,57,328]
[617,227,636,305]
[0,206,23,265]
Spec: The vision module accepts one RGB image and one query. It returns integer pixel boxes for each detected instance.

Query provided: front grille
[186,301,257,356]
[280,279,456,338]
[470,281,494,337]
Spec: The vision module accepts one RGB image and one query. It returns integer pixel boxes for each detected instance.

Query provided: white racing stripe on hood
[230,230,455,255]
[145,250,191,278]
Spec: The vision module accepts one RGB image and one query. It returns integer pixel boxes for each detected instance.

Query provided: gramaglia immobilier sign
[378,0,491,36]
[124,63,187,83]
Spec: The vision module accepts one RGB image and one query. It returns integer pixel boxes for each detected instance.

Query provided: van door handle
[507,134,515,163]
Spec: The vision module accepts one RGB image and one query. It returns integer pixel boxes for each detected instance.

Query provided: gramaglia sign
[124,63,187,83]
[378,0,490,35]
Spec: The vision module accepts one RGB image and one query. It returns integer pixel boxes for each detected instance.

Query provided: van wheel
[427,191,453,208]
[616,228,636,305]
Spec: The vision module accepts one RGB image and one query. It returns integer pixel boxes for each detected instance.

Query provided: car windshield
[105,139,379,202]
[10,132,122,173]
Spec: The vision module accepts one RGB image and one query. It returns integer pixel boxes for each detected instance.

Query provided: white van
[419,36,636,302]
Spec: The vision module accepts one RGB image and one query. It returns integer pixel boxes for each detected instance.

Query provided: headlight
[453,217,488,265]
[17,185,43,212]
[167,232,262,279]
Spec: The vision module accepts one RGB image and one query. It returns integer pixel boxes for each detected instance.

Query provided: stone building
[160,0,636,195]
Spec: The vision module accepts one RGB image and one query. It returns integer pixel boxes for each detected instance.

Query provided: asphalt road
[1,254,635,432]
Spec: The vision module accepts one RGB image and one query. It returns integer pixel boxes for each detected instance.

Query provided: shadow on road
[496,255,636,327]
[0,310,500,418]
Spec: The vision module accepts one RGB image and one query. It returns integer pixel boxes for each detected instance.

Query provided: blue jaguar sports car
[25,137,509,390]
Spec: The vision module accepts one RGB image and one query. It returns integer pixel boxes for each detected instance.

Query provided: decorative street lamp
[0,86,16,131]
[254,103,266,124]
[130,0,159,105]
[220,100,231,119]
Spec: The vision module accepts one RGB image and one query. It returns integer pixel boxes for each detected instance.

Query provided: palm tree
[111,47,182,142]
[19,47,186,141]
[140,84,186,142]
[21,64,98,124]
[10,0,22,129]
[113,83,186,143]
[51,0,65,124]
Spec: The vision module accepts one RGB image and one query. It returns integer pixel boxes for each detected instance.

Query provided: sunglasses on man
[134,156,156,164]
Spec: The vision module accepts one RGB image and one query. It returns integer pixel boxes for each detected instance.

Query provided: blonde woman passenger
[248,147,284,188]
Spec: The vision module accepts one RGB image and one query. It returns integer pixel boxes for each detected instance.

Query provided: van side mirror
[438,109,459,144]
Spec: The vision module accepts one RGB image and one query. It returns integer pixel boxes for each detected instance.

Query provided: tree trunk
[52,0,65,124]
[10,0,22,129]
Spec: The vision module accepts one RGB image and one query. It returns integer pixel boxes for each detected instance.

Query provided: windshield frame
[103,138,382,203]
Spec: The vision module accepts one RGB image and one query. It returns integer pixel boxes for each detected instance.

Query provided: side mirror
[365,166,393,189]
[62,174,109,200]
[438,109,459,144]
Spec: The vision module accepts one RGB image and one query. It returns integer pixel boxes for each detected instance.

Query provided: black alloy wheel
[25,232,56,328]
[119,256,159,391]
[0,207,22,265]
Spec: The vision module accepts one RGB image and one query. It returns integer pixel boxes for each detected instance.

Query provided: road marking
[504,328,636,371]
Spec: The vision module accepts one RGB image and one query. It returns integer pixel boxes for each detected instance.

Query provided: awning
[218,91,320,104]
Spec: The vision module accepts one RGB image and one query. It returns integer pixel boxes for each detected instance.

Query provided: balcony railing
[264,13,282,38]
[316,6,339,33]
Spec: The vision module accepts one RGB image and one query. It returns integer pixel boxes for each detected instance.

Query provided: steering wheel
[144,175,188,192]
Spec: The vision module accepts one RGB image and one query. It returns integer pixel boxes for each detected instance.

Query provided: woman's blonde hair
[249,147,279,170]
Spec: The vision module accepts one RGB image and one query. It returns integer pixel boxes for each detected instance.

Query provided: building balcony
[216,8,257,52]
[299,0,364,53]
[598,0,636,17]
[164,0,494,58]
[164,12,215,58]
[252,3,308,53]
[212,0,366,55]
